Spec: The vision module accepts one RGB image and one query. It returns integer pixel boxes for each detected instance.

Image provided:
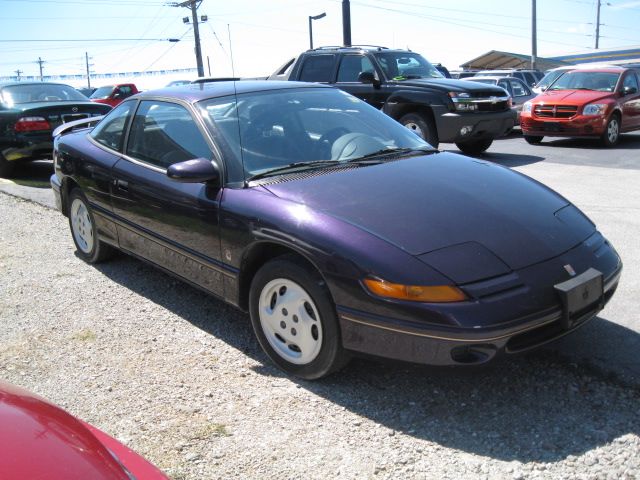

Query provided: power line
[0,38,181,42]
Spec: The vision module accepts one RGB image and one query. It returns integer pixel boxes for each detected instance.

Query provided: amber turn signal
[363,278,467,303]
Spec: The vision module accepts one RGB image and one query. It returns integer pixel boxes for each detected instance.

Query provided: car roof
[134,80,331,103]
[565,67,628,73]
[0,81,74,88]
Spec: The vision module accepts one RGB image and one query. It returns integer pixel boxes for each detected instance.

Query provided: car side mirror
[623,86,638,95]
[358,71,380,88]
[113,91,123,99]
[167,158,219,183]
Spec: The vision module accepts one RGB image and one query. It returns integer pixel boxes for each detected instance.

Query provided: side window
[126,101,211,169]
[337,55,376,82]
[511,79,530,97]
[522,72,536,86]
[299,55,337,83]
[622,72,639,93]
[119,86,132,97]
[497,80,510,94]
[90,102,133,151]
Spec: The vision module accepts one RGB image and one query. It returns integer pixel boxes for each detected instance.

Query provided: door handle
[114,179,129,191]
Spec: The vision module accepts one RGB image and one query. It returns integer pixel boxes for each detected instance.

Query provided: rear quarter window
[299,55,337,83]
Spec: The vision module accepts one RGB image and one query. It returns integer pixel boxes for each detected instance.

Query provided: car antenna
[227,24,247,187]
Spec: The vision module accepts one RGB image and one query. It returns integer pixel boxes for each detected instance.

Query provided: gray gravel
[1,192,639,480]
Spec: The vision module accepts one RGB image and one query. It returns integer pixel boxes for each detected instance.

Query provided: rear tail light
[14,116,51,133]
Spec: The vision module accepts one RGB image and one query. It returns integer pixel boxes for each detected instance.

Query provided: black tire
[524,135,544,145]
[601,113,621,147]
[455,138,493,155]
[249,255,349,379]
[398,112,439,149]
[68,189,114,263]
[0,153,15,178]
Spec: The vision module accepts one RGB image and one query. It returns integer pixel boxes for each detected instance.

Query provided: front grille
[534,105,577,118]
[476,100,509,112]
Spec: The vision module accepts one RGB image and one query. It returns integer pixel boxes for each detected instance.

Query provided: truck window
[337,55,376,83]
[299,55,336,83]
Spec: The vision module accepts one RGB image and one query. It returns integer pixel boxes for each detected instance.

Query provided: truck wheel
[601,113,620,147]
[399,113,439,149]
[0,153,15,178]
[524,135,544,145]
[455,138,493,155]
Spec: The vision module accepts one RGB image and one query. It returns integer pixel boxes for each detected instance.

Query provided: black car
[77,87,97,97]
[0,82,111,177]
[269,46,516,154]
[51,81,621,379]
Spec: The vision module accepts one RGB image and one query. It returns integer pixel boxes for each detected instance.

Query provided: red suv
[520,67,640,147]
[90,83,139,107]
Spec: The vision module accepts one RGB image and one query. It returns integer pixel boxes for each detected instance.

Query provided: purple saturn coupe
[50,81,622,379]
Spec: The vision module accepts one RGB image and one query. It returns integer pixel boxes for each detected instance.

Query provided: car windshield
[536,69,567,90]
[548,71,620,92]
[199,87,431,183]
[374,52,443,80]
[467,78,498,85]
[90,86,114,99]
[0,83,87,106]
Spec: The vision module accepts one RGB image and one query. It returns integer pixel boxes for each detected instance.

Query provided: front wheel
[68,189,114,263]
[524,135,544,145]
[398,112,439,149]
[249,256,349,379]
[455,138,493,155]
[601,114,620,147]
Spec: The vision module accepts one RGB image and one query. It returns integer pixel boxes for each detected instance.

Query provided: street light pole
[308,12,326,50]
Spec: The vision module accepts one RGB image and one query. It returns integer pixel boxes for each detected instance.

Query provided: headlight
[449,92,477,112]
[522,101,532,113]
[363,278,467,303]
[583,103,607,116]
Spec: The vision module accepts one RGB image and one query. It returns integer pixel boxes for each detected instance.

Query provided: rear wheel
[398,112,439,149]
[249,256,349,379]
[601,113,620,147]
[0,153,15,178]
[68,189,114,263]
[455,138,493,155]
[524,135,544,145]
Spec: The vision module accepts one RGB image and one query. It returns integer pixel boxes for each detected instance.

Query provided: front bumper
[434,107,516,143]
[336,233,622,366]
[50,173,63,213]
[520,114,608,138]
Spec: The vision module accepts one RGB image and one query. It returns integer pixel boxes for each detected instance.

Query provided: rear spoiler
[52,115,105,138]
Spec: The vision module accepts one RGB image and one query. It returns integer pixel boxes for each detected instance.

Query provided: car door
[619,71,640,131]
[334,54,387,109]
[110,99,227,297]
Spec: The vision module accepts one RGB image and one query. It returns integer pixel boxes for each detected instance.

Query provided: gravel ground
[1,192,639,480]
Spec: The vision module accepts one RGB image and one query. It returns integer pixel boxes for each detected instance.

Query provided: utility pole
[172,0,205,77]
[342,0,352,47]
[15,69,22,81]
[595,0,602,49]
[531,0,537,70]
[37,57,45,81]
[85,52,93,88]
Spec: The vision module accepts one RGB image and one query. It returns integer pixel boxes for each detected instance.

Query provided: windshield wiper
[346,147,435,163]
[247,160,341,182]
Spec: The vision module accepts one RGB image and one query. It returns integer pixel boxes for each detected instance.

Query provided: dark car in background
[90,83,139,108]
[0,382,168,479]
[521,67,640,146]
[465,76,537,124]
[0,82,111,177]
[51,81,621,379]
[77,86,98,97]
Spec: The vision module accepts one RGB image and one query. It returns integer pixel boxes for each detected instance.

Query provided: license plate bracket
[554,267,603,330]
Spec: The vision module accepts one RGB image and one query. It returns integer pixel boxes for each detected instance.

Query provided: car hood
[536,89,613,104]
[391,77,507,95]
[262,152,595,274]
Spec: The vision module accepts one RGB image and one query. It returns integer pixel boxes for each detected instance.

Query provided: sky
[1,0,640,89]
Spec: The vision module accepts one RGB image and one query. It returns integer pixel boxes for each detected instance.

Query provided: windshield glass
[549,71,620,92]
[537,69,567,90]
[467,78,498,85]
[0,83,87,106]
[90,86,115,99]
[199,87,430,183]
[374,52,443,80]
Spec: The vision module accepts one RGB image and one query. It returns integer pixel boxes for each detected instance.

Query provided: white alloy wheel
[403,121,424,138]
[607,117,619,144]
[257,278,323,365]
[71,198,94,254]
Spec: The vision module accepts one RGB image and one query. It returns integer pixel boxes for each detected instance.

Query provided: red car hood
[536,89,612,104]
[0,382,167,480]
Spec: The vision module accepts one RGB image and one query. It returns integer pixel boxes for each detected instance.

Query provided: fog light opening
[460,126,473,136]
[451,344,496,364]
